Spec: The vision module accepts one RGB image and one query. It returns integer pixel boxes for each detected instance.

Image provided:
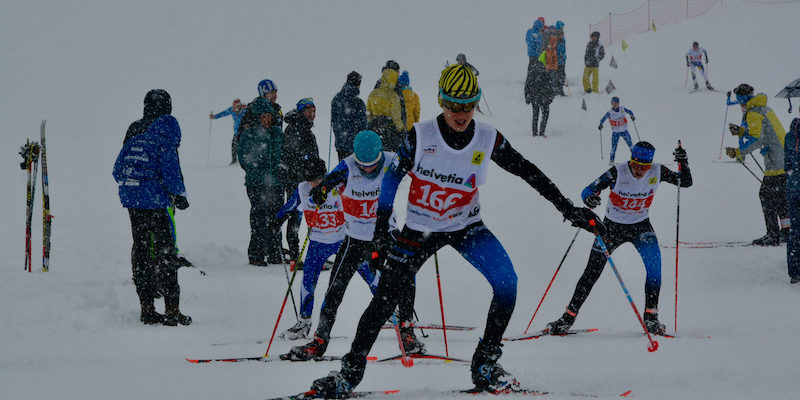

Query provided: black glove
[673,147,688,164]
[726,91,732,98]
[630,116,635,121]
[171,195,189,210]
[564,206,605,235]
[369,230,393,273]
[598,124,603,131]
[584,194,602,208]
[310,185,328,205]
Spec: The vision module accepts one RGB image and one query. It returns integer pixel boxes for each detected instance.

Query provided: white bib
[339,152,394,241]
[606,108,629,133]
[297,181,345,244]
[404,119,496,232]
[605,163,661,224]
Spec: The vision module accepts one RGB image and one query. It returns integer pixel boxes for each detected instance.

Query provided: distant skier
[725,83,788,246]
[210,98,247,165]
[546,142,693,336]
[306,64,603,398]
[598,97,635,165]
[686,41,713,91]
[275,157,379,340]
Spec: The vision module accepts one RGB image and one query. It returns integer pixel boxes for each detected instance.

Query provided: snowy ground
[2,1,799,399]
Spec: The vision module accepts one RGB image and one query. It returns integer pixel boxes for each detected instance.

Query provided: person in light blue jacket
[210,98,247,165]
[114,89,192,327]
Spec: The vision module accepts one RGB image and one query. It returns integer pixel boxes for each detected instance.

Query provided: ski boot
[164,303,192,326]
[693,82,699,90]
[283,335,328,361]
[791,276,800,284]
[545,310,576,335]
[705,81,714,91]
[140,299,165,325]
[280,317,311,340]
[752,233,781,247]
[310,353,365,398]
[399,327,426,355]
[643,309,665,335]
[470,341,520,392]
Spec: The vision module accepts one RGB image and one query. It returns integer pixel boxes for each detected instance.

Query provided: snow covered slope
[1,1,799,399]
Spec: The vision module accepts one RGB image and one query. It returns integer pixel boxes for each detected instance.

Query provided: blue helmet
[611,96,620,104]
[631,141,655,165]
[258,79,277,97]
[353,130,383,168]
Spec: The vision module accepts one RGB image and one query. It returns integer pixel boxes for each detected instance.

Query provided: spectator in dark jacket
[280,98,321,259]
[583,31,605,94]
[238,97,285,265]
[785,107,800,283]
[331,71,368,161]
[524,57,556,137]
[113,89,192,326]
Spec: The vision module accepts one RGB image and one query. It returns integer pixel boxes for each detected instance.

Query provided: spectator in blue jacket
[210,98,247,165]
[555,21,567,96]
[331,71,368,161]
[113,89,192,327]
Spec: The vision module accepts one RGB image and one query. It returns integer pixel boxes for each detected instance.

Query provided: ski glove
[598,124,603,131]
[584,194,602,208]
[630,116,635,121]
[729,123,744,136]
[673,147,688,164]
[370,230,393,273]
[725,147,742,161]
[564,206,605,235]
[171,195,189,210]
[310,185,328,205]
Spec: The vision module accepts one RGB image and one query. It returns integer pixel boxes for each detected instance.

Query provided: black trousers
[531,102,550,136]
[128,208,180,305]
[246,184,284,263]
[314,235,415,340]
[760,174,788,236]
[284,183,301,257]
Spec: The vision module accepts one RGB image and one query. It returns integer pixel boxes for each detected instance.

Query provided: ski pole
[589,220,659,352]
[523,227,581,334]
[600,131,604,160]
[281,260,299,320]
[719,103,729,159]
[264,227,312,357]
[412,310,428,338]
[750,154,765,174]
[738,159,763,184]
[433,252,449,356]
[684,66,689,88]
[327,125,333,170]
[206,114,213,167]
[481,91,493,116]
[631,119,641,142]
[391,312,414,367]
[674,140,682,333]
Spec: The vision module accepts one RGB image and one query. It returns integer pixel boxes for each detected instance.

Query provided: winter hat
[456,53,466,63]
[734,83,754,105]
[233,98,242,106]
[398,71,410,88]
[258,79,277,97]
[143,89,172,118]
[537,17,545,24]
[382,60,400,72]
[302,157,328,181]
[347,71,362,86]
[296,97,315,112]
[555,21,564,30]
[611,96,620,104]
[630,141,655,166]
[591,31,600,39]
[353,130,383,168]
[439,64,481,104]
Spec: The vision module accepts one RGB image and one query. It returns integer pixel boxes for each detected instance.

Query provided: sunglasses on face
[442,99,478,113]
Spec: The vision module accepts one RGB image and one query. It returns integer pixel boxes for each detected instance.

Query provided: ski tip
[366,356,378,361]
[620,390,633,397]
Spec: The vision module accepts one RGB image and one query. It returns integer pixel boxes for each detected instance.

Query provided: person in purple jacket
[210,98,247,165]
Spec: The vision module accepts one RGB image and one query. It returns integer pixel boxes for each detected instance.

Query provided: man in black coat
[331,71,368,161]
[280,98,321,260]
[525,59,556,137]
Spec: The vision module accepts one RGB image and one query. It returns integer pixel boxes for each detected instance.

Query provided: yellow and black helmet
[438,64,481,105]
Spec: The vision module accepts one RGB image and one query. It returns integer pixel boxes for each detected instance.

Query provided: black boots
[546,311,576,335]
[140,299,164,325]
[470,341,519,392]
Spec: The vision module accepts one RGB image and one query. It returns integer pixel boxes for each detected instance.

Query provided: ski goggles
[441,98,479,113]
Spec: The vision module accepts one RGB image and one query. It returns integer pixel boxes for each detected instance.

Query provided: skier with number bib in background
[282,131,420,360]
[546,142,692,336]
[305,64,604,398]
[686,41,713,91]
[599,97,636,166]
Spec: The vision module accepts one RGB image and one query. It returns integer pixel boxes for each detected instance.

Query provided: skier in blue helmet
[599,96,636,165]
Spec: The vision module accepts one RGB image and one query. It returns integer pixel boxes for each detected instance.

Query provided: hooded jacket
[584,39,605,68]
[281,109,320,184]
[526,20,544,58]
[114,114,186,209]
[124,89,173,144]
[738,94,787,175]
[237,97,285,187]
[784,118,800,192]
[331,82,368,152]
[366,69,404,132]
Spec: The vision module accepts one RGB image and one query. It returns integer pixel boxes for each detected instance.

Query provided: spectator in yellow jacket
[397,71,420,132]
[367,62,404,151]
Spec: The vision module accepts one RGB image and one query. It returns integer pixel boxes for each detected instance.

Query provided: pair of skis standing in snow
[268,64,692,399]
[19,120,53,273]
